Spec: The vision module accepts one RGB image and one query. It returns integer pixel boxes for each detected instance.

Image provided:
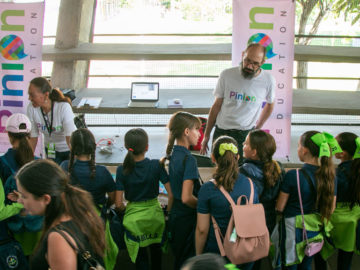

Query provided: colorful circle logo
[7,255,18,269]
[248,33,276,60]
[0,34,28,60]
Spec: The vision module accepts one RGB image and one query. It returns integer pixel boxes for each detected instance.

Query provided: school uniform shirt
[280,163,337,218]
[169,145,200,211]
[336,160,351,203]
[197,173,259,253]
[116,158,169,202]
[61,160,116,205]
[27,101,76,152]
[0,148,19,184]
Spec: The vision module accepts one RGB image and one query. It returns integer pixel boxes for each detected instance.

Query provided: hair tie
[224,264,239,270]
[323,132,342,154]
[311,133,330,158]
[354,137,360,159]
[128,148,134,152]
[219,143,238,156]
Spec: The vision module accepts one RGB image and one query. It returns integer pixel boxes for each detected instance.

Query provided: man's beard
[240,63,259,79]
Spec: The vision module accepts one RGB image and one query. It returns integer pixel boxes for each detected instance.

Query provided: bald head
[246,43,266,61]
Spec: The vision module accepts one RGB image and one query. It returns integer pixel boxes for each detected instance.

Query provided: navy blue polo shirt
[197,173,259,253]
[336,160,352,203]
[281,163,337,218]
[116,158,169,202]
[169,145,200,201]
[61,160,116,205]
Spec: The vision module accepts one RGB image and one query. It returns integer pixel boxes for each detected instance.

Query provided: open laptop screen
[131,82,159,101]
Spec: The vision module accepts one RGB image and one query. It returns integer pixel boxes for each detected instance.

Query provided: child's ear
[184,127,190,136]
[251,149,257,159]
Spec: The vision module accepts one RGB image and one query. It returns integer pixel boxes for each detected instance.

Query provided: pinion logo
[0,34,28,60]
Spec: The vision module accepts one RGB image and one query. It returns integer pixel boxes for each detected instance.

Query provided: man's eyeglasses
[243,57,262,69]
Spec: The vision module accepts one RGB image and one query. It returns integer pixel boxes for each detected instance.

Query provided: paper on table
[77,97,102,108]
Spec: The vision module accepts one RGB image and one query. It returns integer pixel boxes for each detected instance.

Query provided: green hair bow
[224,264,240,270]
[323,132,343,155]
[354,137,360,159]
[219,143,238,156]
[311,133,330,158]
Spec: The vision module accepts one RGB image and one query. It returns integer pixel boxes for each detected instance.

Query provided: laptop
[128,82,159,108]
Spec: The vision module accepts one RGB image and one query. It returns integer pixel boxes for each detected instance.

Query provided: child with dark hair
[181,253,228,270]
[275,131,337,270]
[60,128,117,270]
[0,113,34,184]
[164,111,202,270]
[240,130,284,269]
[329,132,360,270]
[115,128,173,270]
[196,136,259,270]
[2,113,42,258]
[240,130,284,233]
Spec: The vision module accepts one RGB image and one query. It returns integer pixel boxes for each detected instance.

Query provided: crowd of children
[0,109,359,270]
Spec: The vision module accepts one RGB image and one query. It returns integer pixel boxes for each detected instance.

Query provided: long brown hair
[336,132,360,209]
[212,136,239,192]
[248,130,281,187]
[16,159,105,256]
[8,129,34,167]
[300,131,335,220]
[164,111,201,159]
[30,77,71,105]
[123,128,148,175]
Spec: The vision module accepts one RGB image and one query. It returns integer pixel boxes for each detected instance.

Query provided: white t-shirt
[27,102,76,152]
[214,66,276,130]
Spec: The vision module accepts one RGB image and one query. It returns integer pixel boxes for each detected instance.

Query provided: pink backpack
[211,178,270,264]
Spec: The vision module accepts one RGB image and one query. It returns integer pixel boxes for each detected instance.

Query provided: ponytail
[49,88,71,105]
[248,130,280,187]
[165,133,176,158]
[8,132,34,167]
[349,159,360,208]
[301,131,335,221]
[62,184,105,256]
[212,136,239,192]
[316,156,335,220]
[123,150,136,175]
[263,160,281,188]
[122,128,148,175]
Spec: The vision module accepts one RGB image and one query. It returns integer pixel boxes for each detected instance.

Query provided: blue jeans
[285,255,313,270]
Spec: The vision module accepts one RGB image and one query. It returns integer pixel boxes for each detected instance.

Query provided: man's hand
[200,136,210,155]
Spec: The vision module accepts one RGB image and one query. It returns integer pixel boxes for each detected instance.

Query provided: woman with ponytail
[275,131,337,270]
[16,159,105,269]
[164,111,202,270]
[27,77,76,164]
[328,132,360,270]
[195,136,259,270]
[115,128,173,269]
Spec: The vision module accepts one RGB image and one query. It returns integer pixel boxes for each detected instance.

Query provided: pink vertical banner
[232,0,295,159]
[0,2,44,154]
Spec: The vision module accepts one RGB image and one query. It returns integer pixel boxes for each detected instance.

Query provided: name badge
[47,142,56,159]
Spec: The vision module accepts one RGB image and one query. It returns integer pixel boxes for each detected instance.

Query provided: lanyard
[41,102,54,136]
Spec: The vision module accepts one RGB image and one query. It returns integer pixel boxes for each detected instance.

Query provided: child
[0,113,34,184]
[181,253,228,270]
[196,136,259,270]
[60,128,117,270]
[2,113,42,258]
[115,128,173,270]
[240,130,283,233]
[329,132,360,270]
[60,128,116,207]
[275,131,337,270]
[165,111,202,270]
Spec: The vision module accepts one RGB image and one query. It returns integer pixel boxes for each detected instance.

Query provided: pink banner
[0,2,44,153]
[232,0,295,158]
